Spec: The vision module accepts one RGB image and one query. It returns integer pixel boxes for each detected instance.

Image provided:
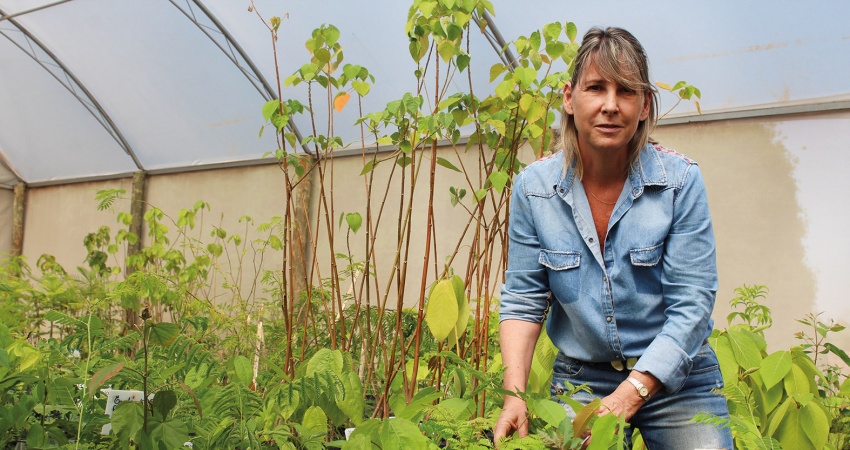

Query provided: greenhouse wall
[10,109,850,357]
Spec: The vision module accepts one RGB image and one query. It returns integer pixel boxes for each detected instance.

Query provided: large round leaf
[425,279,458,341]
[380,417,430,450]
[307,348,344,376]
[760,350,791,389]
[148,322,179,347]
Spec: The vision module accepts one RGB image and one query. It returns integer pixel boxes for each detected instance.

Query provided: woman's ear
[639,90,651,121]
[562,82,574,114]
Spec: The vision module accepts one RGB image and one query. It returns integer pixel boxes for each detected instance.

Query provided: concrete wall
[22,178,133,271]
[654,110,850,352]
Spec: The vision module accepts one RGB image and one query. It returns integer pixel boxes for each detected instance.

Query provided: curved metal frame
[0,6,143,172]
[170,0,309,153]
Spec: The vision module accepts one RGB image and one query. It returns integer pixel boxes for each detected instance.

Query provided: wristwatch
[626,377,651,401]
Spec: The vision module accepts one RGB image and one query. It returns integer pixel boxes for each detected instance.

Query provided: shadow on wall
[655,118,816,352]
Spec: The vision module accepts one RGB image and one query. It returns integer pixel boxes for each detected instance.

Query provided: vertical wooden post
[292,158,314,302]
[124,171,146,331]
[11,183,26,258]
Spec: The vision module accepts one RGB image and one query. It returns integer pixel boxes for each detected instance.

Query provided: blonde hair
[560,27,659,178]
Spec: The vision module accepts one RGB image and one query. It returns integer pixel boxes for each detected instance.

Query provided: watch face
[639,387,649,397]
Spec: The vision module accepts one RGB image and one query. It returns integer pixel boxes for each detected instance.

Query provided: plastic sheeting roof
[2,0,849,187]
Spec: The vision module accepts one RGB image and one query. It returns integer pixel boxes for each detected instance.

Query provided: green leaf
[495,79,514,99]
[313,48,331,64]
[566,22,578,42]
[307,348,344,376]
[323,25,341,46]
[543,22,561,41]
[149,416,190,449]
[343,64,361,79]
[26,423,44,448]
[300,63,319,80]
[489,63,506,82]
[529,398,567,428]
[345,212,362,234]
[588,414,618,450]
[361,159,378,175]
[262,99,281,122]
[760,351,792,389]
[488,170,510,193]
[727,329,762,370]
[526,99,546,123]
[801,402,829,449]
[473,189,487,203]
[89,361,124,396]
[519,93,533,112]
[772,401,809,449]
[351,80,370,96]
[380,417,430,449]
[436,157,461,172]
[338,371,365,425]
[425,279,459,341]
[232,354,253,386]
[303,406,329,436]
[545,41,565,59]
[438,96,462,111]
[784,364,814,396]
[151,390,177,418]
[148,322,180,347]
[710,334,738,385]
[767,397,792,436]
[762,376,785,415]
[572,398,601,438]
[451,274,469,334]
[391,386,441,422]
[515,67,537,89]
[112,402,145,445]
[437,40,456,62]
[436,397,474,421]
[487,118,506,135]
[456,53,470,72]
[824,342,850,366]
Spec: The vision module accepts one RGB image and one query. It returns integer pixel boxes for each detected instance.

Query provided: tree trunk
[124,171,147,332]
[11,183,26,258]
[292,158,315,303]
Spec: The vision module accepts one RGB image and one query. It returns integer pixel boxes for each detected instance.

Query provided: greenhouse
[1,0,849,448]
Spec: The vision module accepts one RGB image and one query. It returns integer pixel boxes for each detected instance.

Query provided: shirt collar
[555,143,668,199]
[628,142,668,198]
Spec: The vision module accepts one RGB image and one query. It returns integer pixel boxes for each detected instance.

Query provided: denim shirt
[500,142,718,393]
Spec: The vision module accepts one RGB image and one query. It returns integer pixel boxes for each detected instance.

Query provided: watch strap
[626,376,651,401]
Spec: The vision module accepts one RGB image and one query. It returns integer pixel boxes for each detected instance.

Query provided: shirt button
[606,316,612,323]
[602,276,607,282]
[588,237,594,243]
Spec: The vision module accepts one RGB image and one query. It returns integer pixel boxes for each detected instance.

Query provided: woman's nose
[601,89,618,114]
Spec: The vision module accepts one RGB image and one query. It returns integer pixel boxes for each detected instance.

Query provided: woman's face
[562,62,650,158]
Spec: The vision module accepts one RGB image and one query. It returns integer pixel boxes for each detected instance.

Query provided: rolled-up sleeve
[633,164,718,393]
[500,171,551,324]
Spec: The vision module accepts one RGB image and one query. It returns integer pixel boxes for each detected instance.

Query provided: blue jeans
[551,342,733,450]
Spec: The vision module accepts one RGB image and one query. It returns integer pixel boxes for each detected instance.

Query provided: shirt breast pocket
[539,249,582,303]
[629,243,664,266]
[629,242,664,294]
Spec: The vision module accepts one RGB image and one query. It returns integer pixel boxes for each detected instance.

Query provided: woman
[494,27,732,449]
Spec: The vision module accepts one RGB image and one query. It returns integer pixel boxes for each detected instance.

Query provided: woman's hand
[597,371,661,422]
[493,397,529,448]
[596,384,644,422]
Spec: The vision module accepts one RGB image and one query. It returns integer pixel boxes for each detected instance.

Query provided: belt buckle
[609,357,638,371]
